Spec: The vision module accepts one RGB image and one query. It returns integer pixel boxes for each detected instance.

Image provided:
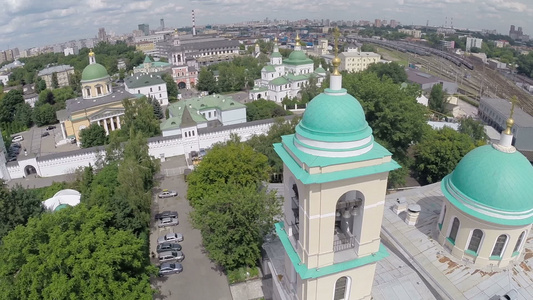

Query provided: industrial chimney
[192,10,196,36]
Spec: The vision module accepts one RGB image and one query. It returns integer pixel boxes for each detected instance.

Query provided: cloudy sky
[1,0,531,50]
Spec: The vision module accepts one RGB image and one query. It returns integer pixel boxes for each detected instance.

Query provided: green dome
[296,88,372,143]
[442,145,533,225]
[54,204,70,212]
[284,50,313,65]
[81,63,109,82]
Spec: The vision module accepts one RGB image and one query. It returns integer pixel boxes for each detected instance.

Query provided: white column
[60,122,66,139]
[110,116,115,131]
[103,118,109,135]
[116,115,121,129]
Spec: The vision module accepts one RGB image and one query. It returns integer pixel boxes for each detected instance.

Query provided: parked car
[199,148,207,157]
[155,211,178,220]
[11,135,23,142]
[11,143,21,149]
[157,232,184,244]
[68,137,76,144]
[159,262,183,276]
[157,217,179,228]
[156,242,182,253]
[158,189,178,198]
[46,125,56,131]
[41,132,50,137]
[7,156,17,162]
[158,250,184,263]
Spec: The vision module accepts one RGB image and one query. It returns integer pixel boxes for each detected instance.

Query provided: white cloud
[0,0,531,50]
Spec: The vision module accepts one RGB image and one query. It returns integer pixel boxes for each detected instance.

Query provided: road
[151,156,232,300]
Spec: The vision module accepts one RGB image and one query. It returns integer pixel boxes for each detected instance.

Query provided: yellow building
[338,51,381,73]
[56,51,133,145]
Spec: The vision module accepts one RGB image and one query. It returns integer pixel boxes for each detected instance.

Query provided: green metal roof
[144,56,152,63]
[161,94,245,131]
[441,145,533,226]
[263,65,276,72]
[124,73,165,89]
[54,204,70,212]
[274,222,389,279]
[285,73,309,81]
[283,50,313,65]
[296,88,371,143]
[271,77,289,85]
[271,52,282,58]
[81,63,109,82]
[274,136,400,184]
[314,67,326,74]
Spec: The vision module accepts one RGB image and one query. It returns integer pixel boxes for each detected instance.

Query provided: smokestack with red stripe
[192,10,196,36]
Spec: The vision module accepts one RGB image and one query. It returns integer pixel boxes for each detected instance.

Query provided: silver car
[157,217,179,228]
[158,190,178,198]
[159,262,183,276]
[158,250,185,262]
[157,232,184,244]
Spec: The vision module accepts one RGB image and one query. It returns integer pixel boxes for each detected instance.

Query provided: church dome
[441,144,533,225]
[285,50,313,65]
[81,63,109,82]
[293,87,373,158]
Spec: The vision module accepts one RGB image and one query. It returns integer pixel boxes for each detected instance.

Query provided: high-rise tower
[269,28,400,300]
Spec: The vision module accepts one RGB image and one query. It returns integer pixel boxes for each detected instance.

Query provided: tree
[33,103,57,126]
[161,73,178,100]
[121,96,161,138]
[364,62,407,84]
[187,137,271,207]
[245,99,290,121]
[0,205,156,299]
[38,89,55,106]
[459,117,488,145]
[36,77,47,93]
[414,127,476,184]
[361,44,376,52]
[0,90,24,123]
[14,103,33,128]
[150,97,164,119]
[79,123,107,148]
[51,72,59,88]
[0,184,44,239]
[428,83,448,115]
[190,184,281,270]
[342,71,429,161]
[197,67,218,94]
[247,117,300,181]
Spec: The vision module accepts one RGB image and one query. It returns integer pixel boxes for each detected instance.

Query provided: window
[334,277,348,300]
[208,112,211,118]
[492,234,508,257]
[467,229,483,254]
[514,231,526,253]
[96,86,102,96]
[448,218,460,244]
[150,87,153,92]
[159,86,161,91]
[214,111,217,117]
[138,90,140,94]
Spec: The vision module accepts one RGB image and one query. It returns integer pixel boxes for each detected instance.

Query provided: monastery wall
[5,119,278,180]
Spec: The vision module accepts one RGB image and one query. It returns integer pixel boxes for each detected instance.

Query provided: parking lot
[7,125,78,161]
[151,157,232,300]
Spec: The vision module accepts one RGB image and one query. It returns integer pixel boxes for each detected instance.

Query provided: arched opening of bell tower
[334,190,364,254]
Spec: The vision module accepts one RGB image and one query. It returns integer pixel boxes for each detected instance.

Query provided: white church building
[249,35,327,103]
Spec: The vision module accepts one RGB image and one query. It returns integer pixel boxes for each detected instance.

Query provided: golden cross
[510,96,517,119]
[333,27,340,57]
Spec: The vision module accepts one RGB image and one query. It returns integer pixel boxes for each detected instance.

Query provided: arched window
[448,218,460,244]
[438,205,446,229]
[467,229,483,254]
[492,234,508,257]
[514,231,526,253]
[334,276,349,300]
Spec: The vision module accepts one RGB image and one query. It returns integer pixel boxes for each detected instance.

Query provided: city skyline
[1,0,532,50]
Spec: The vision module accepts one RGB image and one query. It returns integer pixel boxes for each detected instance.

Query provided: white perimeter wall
[221,108,247,126]
[6,119,276,180]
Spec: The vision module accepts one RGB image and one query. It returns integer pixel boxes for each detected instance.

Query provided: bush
[227,266,260,284]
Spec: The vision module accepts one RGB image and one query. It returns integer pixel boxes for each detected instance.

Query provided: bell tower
[271,28,400,300]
